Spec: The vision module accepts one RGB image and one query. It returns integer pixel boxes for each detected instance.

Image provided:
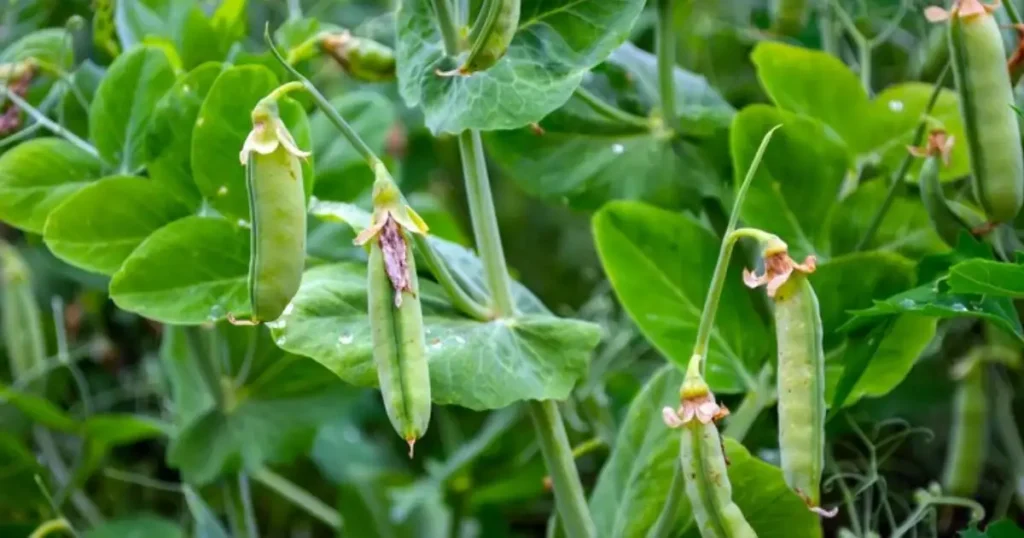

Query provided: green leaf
[0,138,103,233]
[89,45,177,174]
[962,520,1024,538]
[0,28,74,68]
[268,263,601,410]
[0,433,46,510]
[592,201,770,393]
[948,259,1024,298]
[114,0,224,68]
[872,83,968,183]
[0,383,78,432]
[589,365,690,538]
[43,176,193,275]
[184,486,231,538]
[395,0,645,133]
[110,216,249,324]
[84,414,169,444]
[191,65,314,221]
[146,61,222,206]
[310,92,396,201]
[61,60,106,139]
[732,105,850,255]
[159,325,214,428]
[83,515,183,538]
[829,178,947,258]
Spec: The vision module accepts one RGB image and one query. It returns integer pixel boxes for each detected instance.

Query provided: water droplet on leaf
[338,333,354,345]
[611,143,625,154]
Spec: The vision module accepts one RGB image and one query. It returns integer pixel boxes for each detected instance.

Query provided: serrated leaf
[89,45,177,174]
[110,216,249,324]
[268,263,601,410]
[191,65,314,221]
[396,0,645,133]
[311,92,397,202]
[592,201,769,393]
[44,176,193,275]
[0,138,103,233]
[948,259,1024,298]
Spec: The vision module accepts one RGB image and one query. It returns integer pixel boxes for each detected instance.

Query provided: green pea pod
[679,420,757,538]
[770,0,810,36]
[945,0,1024,223]
[321,31,396,82]
[0,242,46,384]
[942,357,988,496]
[237,100,309,324]
[358,167,432,455]
[455,0,520,74]
[912,130,975,247]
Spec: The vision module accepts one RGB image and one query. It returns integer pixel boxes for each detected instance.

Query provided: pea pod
[321,31,396,82]
[0,242,46,384]
[942,355,988,496]
[912,130,978,246]
[439,0,520,76]
[770,0,810,36]
[932,0,1024,223]
[357,166,432,455]
[236,98,309,324]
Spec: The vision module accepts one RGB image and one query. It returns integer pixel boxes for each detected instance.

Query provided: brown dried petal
[379,215,414,307]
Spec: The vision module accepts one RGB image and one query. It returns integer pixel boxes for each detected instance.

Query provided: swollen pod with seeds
[943,352,988,497]
[234,95,309,325]
[320,30,396,82]
[910,130,978,247]
[356,165,432,455]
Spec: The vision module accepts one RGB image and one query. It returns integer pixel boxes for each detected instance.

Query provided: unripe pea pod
[356,165,432,455]
[234,95,309,324]
[0,242,46,385]
[320,31,396,82]
[770,0,810,37]
[744,238,835,517]
[942,354,988,496]
[911,130,978,247]
[440,0,520,76]
[929,0,1024,224]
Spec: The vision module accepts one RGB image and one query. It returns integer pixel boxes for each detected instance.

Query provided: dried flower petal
[379,215,413,307]
[744,252,816,298]
[662,406,684,428]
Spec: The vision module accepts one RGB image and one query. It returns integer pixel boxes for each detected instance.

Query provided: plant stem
[264,27,384,170]
[529,401,597,538]
[28,518,72,538]
[432,0,462,55]
[859,43,872,96]
[855,63,949,251]
[655,0,677,125]
[890,494,984,538]
[186,327,224,410]
[225,473,259,538]
[414,235,492,320]
[0,86,99,159]
[33,427,103,526]
[573,86,651,130]
[819,1,838,56]
[253,467,342,531]
[457,130,516,316]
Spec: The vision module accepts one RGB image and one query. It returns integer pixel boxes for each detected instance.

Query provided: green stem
[457,130,516,316]
[186,327,225,410]
[264,27,384,171]
[0,86,99,159]
[33,427,103,526]
[414,235,493,321]
[28,519,73,538]
[461,0,501,69]
[1006,0,1022,24]
[529,401,597,538]
[855,63,949,251]
[829,0,871,93]
[225,473,259,538]
[573,86,651,130]
[432,0,462,56]
[890,494,984,538]
[253,467,341,531]
[655,0,676,125]
[819,1,838,56]
[993,373,1024,503]
[859,43,872,96]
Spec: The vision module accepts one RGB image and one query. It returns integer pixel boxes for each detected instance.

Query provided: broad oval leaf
[829,179,946,259]
[191,65,314,221]
[733,105,850,256]
[0,28,73,68]
[396,0,645,133]
[948,259,1024,298]
[89,45,177,173]
[592,201,770,393]
[311,92,397,201]
[44,176,193,275]
[110,216,249,324]
[146,61,222,206]
[0,138,103,233]
[269,263,601,410]
[114,0,225,68]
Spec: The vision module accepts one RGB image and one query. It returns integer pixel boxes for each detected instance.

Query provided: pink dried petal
[662,407,683,428]
[695,401,721,424]
[379,216,413,307]
[765,265,794,298]
[743,268,769,289]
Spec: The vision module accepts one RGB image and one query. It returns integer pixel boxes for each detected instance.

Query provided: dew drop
[275,335,287,346]
[899,298,916,309]
[282,302,294,316]
[196,117,205,127]
[237,219,250,228]
[454,336,466,345]
[182,84,191,94]
[888,100,904,112]
[338,333,354,345]
[208,304,225,321]
[217,185,229,196]
[266,318,286,330]
[951,303,968,312]
[611,143,625,154]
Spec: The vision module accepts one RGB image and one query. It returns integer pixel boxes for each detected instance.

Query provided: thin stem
[28,519,73,538]
[457,130,516,316]
[819,1,839,57]
[264,27,384,170]
[432,0,462,56]
[461,0,501,69]
[286,0,302,21]
[859,43,872,95]
[414,235,492,321]
[655,0,677,125]
[0,86,99,159]
[691,126,782,365]
[1006,0,1022,24]
[528,401,596,538]
[186,327,224,410]
[33,427,103,526]
[855,64,949,251]
[867,0,910,47]
[573,86,651,130]
[224,473,259,538]
[252,467,341,531]
[890,495,984,538]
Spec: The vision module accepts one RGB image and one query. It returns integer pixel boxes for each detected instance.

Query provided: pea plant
[5,0,1024,536]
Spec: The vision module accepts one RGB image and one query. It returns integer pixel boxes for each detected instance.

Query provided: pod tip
[406,437,417,458]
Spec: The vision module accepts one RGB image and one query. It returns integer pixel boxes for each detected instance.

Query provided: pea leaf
[0,384,78,432]
[0,433,46,510]
[948,259,1024,298]
[268,263,601,410]
[89,45,177,174]
[310,92,397,201]
[83,515,183,538]
[114,0,224,68]
[61,60,106,139]
[146,61,222,207]
[43,176,193,275]
[191,65,314,221]
[0,138,103,234]
[872,83,968,183]
[959,520,1024,538]
[395,0,645,133]
[829,178,947,258]
[110,216,249,325]
[0,28,73,68]
[592,201,770,393]
[733,105,850,256]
